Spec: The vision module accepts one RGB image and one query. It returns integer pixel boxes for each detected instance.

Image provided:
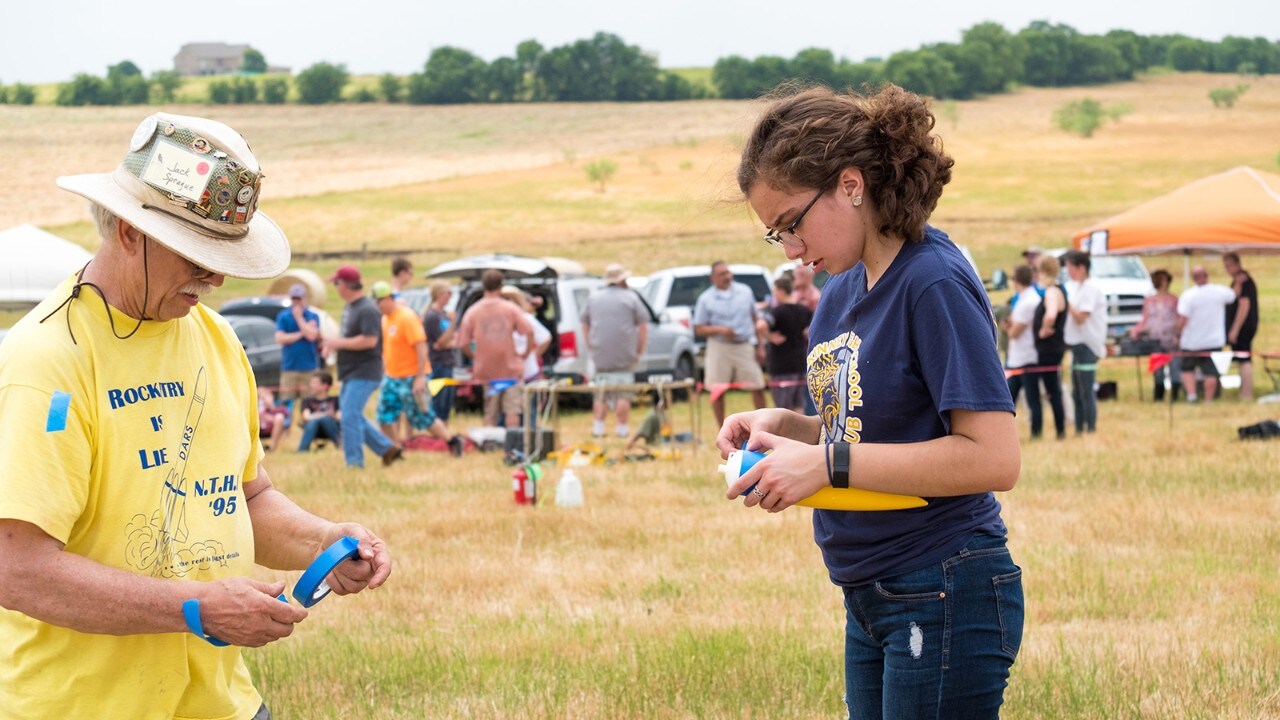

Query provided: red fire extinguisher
[512,467,529,504]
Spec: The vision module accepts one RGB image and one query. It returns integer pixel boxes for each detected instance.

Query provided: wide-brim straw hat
[57,112,289,279]
[603,263,630,284]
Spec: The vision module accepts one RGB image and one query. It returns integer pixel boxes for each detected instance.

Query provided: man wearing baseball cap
[0,113,392,720]
[324,266,403,469]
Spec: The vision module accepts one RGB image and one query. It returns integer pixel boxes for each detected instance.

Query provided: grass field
[4,72,1280,718]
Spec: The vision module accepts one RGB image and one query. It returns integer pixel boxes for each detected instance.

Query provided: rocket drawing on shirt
[807,331,865,444]
[125,367,228,578]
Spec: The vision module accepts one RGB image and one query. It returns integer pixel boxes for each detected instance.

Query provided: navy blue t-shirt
[275,307,321,372]
[806,226,1015,587]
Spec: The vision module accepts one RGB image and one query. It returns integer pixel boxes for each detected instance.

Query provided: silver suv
[423,254,699,398]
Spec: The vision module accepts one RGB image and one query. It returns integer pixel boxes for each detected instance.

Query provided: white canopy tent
[0,225,93,306]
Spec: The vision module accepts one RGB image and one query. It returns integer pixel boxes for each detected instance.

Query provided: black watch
[831,442,850,489]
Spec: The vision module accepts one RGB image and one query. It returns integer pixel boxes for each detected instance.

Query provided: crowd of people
[1001,246,1261,440]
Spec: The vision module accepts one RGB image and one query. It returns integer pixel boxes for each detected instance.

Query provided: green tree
[1167,38,1212,71]
[378,73,402,103]
[1068,35,1127,84]
[884,47,958,97]
[295,62,349,104]
[515,39,546,100]
[957,22,1025,94]
[106,60,142,82]
[486,57,522,102]
[585,159,617,191]
[56,74,115,105]
[538,33,661,102]
[10,84,36,105]
[712,55,757,99]
[409,46,487,104]
[262,77,289,104]
[351,87,377,103]
[1103,29,1146,79]
[242,48,267,74]
[789,48,839,87]
[1019,22,1078,86]
[0,86,8,104]
[1053,98,1104,137]
[150,70,182,102]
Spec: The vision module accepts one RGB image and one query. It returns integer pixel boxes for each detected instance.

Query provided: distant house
[174,43,250,76]
[173,43,290,76]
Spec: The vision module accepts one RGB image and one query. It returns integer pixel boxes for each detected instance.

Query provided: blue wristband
[292,536,362,608]
[182,598,230,647]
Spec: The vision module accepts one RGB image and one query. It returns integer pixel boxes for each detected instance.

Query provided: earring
[852,195,863,207]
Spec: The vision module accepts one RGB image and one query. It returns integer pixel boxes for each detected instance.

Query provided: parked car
[1048,249,1154,340]
[641,263,774,331]
[424,254,699,407]
[224,315,282,387]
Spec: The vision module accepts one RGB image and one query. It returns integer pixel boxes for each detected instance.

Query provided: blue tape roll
[737,441,766,496]
[182,598,230,647]
[292,536,361,608]
[183,594,288,647]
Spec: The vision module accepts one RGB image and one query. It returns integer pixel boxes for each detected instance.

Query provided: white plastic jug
[555,468,584,508]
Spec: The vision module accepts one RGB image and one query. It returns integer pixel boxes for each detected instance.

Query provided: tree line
[27,24,1280,108]
[714,22,1280,100]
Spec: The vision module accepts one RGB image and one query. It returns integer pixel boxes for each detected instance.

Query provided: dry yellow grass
[4,72,1280,717]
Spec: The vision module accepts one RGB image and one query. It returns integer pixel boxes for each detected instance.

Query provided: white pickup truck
[1049,250,1155,339]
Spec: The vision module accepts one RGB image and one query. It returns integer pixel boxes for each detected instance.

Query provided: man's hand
[195,577,308,648]
[321,523,392,596]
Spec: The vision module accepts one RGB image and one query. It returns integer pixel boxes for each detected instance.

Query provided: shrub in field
[150,70,182,103]
[56,74,114,106]
[231,77,259,104]
[379,74,402,103]
[295,62,349,104]
[10,84,35,105]
[262,78,289,104]
[1049,96,1127,136]
[0,86,7,104]
[586,159,618,192]
[1209,84,1249,108]
[208,80,234,104]
[352,87,377,103]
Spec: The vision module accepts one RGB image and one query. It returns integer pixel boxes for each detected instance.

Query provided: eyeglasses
[762,183,831,248]
[189,261,216,281]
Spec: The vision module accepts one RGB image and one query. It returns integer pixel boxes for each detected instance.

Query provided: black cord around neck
[39,236,154,345]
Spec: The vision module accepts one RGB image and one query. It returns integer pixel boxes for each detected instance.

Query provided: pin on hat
[56,112,289,279]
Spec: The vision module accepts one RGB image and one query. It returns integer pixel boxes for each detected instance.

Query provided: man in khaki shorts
[694,261,767,426]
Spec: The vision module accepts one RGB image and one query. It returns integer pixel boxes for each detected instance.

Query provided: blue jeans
[430,366,457,422]
[1069,344,1098,433]
[843,533,1024,720]
[338,378,395,468]
[296,416,341,452]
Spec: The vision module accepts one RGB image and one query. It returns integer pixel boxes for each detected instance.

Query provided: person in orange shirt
[372,282,464,455]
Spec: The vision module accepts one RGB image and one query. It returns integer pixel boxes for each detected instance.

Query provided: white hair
[90,202,122,246]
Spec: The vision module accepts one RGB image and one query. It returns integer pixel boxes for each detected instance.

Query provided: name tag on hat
[141,139,213,203]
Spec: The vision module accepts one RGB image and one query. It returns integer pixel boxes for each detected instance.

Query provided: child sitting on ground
[257,386,292,452]
[297,371,341,452]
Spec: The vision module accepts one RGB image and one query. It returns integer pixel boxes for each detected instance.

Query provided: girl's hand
[726,432,829,513]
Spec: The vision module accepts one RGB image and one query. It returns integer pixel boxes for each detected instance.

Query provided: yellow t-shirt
[381,303,428,379]
[0,277,266,720]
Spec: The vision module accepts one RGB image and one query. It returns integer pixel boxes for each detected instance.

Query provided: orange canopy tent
[1072,166,1280,256]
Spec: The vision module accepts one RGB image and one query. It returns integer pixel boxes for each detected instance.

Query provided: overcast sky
[3,0,1277,84]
